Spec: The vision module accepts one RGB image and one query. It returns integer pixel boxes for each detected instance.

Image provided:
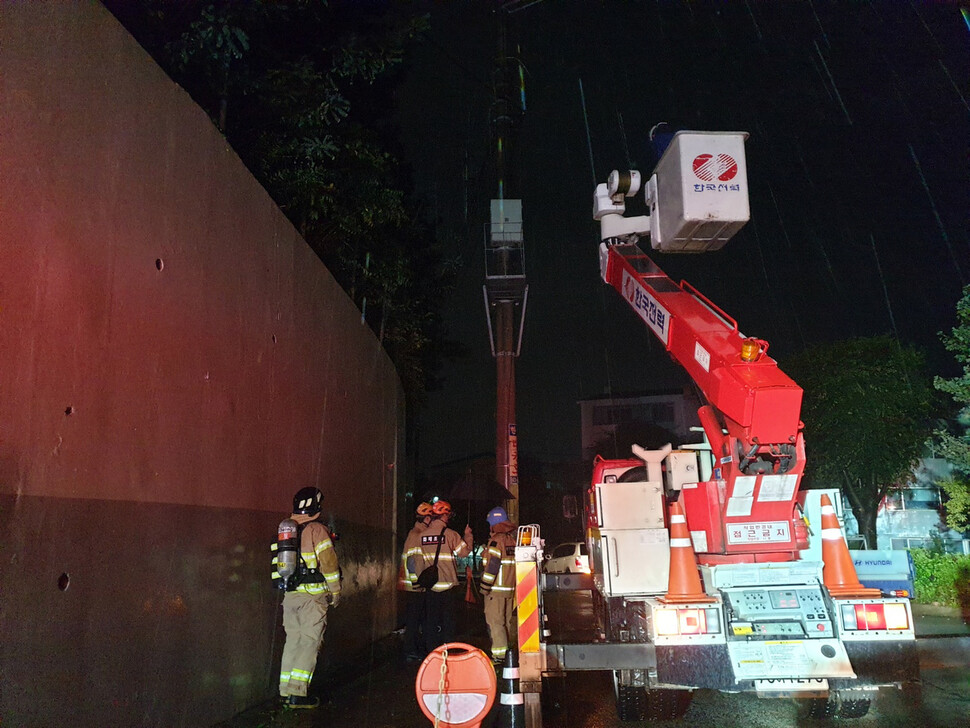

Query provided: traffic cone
[819,494,881,598]
[465,565,480,604]
[660,499,715,604]
[495,648,525,728]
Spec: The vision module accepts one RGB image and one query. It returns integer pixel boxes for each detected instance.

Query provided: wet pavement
[215,596,497,728]
[215,595,970,728]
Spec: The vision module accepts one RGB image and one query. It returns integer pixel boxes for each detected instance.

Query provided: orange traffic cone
[819,494,881,598]
[660,499,715,604]
[465,565,480,604]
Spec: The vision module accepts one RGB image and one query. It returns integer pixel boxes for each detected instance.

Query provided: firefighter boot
[287,695,320,709]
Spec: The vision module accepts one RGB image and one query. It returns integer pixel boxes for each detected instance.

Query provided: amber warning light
[740,337,768,362]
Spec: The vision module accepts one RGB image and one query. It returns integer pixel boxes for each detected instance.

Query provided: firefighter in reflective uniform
[480,506,517,663]
[400,502,433,660]
[418,499,473,649]
[279,487,341,709]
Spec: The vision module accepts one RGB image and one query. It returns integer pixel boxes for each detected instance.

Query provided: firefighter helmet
[293,487,323,516]
[486,506,508,527]
[431,500,452,516]
[416,502,433,517]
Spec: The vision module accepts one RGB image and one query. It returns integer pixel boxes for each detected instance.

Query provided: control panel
[722,586,834,640]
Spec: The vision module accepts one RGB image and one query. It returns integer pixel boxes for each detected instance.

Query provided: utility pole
[483,12,527,524]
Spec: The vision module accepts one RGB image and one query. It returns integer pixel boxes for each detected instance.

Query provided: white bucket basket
[649,131,751,253]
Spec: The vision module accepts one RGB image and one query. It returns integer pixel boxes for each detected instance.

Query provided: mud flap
[655,644,735,690]
[831,639,919,689]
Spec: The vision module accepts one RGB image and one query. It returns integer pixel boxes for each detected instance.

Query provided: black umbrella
[446,476,515,503]
[442,474,514,597]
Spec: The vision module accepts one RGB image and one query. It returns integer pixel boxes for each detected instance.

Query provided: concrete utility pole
[483,16,528,524]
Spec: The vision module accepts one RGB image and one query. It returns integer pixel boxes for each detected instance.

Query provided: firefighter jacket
[291,512,341,597]
[400,520,428,592]
[480,521,517,597]
[418,519,472,592]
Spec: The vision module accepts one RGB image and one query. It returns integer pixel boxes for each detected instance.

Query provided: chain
[433,645,448,728]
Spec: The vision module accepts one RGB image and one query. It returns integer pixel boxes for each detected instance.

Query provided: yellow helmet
[431,500,452,516]
[416,502,433,517]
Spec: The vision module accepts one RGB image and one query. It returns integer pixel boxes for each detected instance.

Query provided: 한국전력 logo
[692,153,738,182]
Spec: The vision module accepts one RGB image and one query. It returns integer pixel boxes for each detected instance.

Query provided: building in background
[579,389,702,461]
[843,457,969,554]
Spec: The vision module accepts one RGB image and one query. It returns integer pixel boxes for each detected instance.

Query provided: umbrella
[443,473,513,604]
[446,476,515,503]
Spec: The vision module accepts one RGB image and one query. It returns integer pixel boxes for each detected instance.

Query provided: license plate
[755,678,829,698]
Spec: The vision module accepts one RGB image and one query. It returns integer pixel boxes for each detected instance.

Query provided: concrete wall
[0,3,404,725]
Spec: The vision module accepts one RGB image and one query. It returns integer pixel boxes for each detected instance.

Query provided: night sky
[395,2,968,470]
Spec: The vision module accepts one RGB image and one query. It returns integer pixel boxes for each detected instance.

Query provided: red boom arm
[602,241,807,561]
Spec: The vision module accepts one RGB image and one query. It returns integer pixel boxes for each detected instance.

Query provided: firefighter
[401,501,434,660]
[480,505,518,663]
[279,487,341,709]
[418,499,473,649]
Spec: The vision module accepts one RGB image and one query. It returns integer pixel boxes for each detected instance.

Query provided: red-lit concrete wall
[0,3,404,725]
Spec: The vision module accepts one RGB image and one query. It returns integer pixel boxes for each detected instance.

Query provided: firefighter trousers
[403,590,428,656]
[484,592,515,660]
[280,591,328,697]
[424,588,457,650]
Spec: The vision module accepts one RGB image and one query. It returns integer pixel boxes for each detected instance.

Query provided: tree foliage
[933,286,970,532]
[910,548,970,608]
[107,1,452,407]
[783,336,937,549]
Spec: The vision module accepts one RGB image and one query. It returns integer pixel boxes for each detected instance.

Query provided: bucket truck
[576,130,919,721]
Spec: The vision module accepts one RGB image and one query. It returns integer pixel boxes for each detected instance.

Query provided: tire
[644,688,693,721]
[838,698,871,719]
[613,679,648,722]
[805,696,839,719]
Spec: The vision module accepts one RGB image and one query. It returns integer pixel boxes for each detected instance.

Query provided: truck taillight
[655,608,720,636]
[840,602,910,631]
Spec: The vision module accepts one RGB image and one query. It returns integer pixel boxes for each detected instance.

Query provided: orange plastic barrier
[415,643,497,728]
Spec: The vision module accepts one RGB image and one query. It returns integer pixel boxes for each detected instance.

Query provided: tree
[105,1,451,408]
[783,336,937,549]
[933,286,970,533]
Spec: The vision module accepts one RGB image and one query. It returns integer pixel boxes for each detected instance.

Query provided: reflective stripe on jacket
[481,523,516,596]
[400,521,428,592]
[292,515,340,597]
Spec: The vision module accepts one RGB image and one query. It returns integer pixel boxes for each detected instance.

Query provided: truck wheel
[805,696,839,719]
[613,672,647,721]
[838,697,871,719]
[615,685,648,721]
[644,688,693,721]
